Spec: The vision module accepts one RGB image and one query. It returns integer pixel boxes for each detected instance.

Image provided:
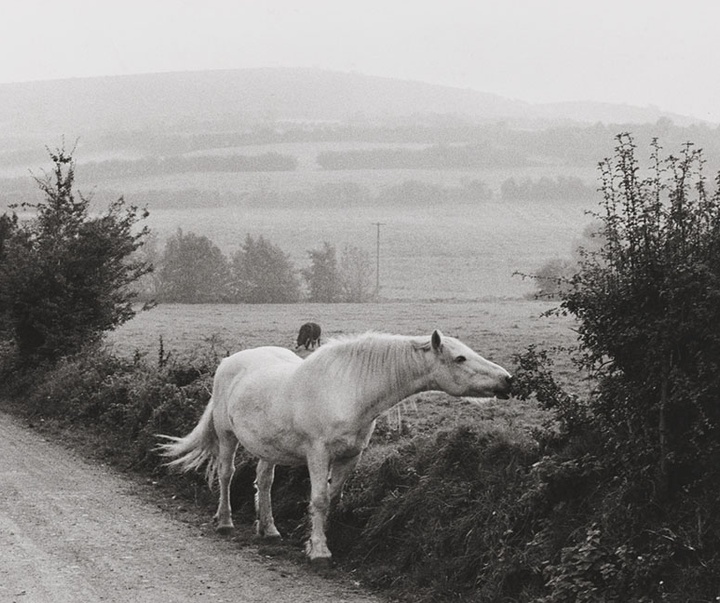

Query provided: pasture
[137,200,595,300]
[117,159,599,301]
[107,299,579,437]
[3,139,602,300]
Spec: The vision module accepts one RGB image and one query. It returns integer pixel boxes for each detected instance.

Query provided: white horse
[158,330,512,565]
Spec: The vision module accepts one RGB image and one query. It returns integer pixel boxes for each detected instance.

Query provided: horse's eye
[455,355,467,363]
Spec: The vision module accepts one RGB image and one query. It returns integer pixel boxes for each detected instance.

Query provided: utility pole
[372,222,385,301]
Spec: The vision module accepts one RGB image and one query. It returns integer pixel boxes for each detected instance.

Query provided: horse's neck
[351,337,431,422]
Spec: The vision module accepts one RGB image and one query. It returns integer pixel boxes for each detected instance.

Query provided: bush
[14,341,217,471]
[330,426,551,601]
[563,134,720,495]
[0,148,151,363]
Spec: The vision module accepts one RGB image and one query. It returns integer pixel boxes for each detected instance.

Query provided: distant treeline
[136,230,375,304]
[80,119,720,165]
[0,153,297,206]
[0,176,596,211]
[500,176,596,202]
[2,118,719,175]
[317,143,527,170]
[81,153,298,179]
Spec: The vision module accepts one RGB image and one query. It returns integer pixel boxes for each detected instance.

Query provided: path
[0,411,381,603]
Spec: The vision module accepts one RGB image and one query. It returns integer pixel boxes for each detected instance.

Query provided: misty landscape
[2,67,718,300]
[3,56,720,602]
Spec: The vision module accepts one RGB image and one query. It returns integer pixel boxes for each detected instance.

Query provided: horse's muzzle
[495,375,514,399]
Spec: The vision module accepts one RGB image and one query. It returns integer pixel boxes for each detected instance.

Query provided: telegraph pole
[372,222,385,301]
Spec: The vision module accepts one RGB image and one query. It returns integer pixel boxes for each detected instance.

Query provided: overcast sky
[2,0,718,122]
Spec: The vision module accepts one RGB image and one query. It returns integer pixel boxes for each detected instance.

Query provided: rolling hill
[0,67,704,140]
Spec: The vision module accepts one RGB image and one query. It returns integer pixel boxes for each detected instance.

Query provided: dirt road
[0,411,381,603]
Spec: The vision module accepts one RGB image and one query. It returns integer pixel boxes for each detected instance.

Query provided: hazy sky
[2,0,718,122]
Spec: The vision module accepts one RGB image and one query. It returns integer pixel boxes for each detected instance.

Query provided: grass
[106,299,578,437]
[4,142,601,300]
[133,199,594,301]
[107,299,576,367]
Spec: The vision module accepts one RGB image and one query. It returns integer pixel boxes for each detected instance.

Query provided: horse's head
[424,330,513,399]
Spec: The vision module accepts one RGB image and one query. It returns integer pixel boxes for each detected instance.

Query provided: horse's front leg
[329,453,362,502]
[255,459,281,539]
[305,448,332,565]
[214,432,239,534]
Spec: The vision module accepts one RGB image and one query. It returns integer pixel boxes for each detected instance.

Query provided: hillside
[1,68,718,303]
[0,67,704,141]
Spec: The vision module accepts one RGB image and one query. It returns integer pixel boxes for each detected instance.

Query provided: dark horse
[296,322,321,350]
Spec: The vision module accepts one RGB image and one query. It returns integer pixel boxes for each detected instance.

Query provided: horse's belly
[232,419,308,466]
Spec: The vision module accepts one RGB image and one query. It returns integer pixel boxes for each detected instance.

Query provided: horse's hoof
[261,532,282,542]
[216,525,234,536]
[309,556,332,570]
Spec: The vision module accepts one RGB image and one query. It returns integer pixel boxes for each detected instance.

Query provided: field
[137,199,594,300]
[107,299,580,437]
[3,137,603,300]
[115,160,599,301]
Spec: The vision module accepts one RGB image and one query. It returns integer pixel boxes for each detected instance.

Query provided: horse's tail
[157,398,220,485]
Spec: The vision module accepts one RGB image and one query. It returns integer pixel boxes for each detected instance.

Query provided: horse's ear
[431,329,443,351]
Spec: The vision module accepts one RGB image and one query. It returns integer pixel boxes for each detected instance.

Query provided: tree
[561,134,720,494]
[231,234,299,303]
[157,229,231,303]
[532,222,605,299]
[0,148,151,362]
[303,242,342,302]
[339,244,374,302]
[130,230,162,302]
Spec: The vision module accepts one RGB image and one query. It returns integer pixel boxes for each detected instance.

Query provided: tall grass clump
[4,338,219,472]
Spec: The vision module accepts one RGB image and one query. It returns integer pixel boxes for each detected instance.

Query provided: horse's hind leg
[255,459,281,539]
[214,431,239,534]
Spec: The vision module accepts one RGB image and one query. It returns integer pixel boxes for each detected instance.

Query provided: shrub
[0,148,151,363]
[331,426,551,601]
[563,134,720,495]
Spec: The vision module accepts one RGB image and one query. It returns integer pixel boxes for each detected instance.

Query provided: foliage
[339,244,374,302]
[130,231,162,301]
[512,345,589,434]
[0,148,151,363]
[332,427,547,601]
[302,241,342,302]
[232,234,300,303]
[9,340,218,471]
[532,223,605,300]
[157,228,232,303]
[563,134,720,493]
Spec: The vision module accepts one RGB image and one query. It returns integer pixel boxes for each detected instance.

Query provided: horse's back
[213,347,301,410]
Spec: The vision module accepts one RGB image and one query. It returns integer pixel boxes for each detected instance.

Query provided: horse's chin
[466,389,511,401]
[465,389,510,400]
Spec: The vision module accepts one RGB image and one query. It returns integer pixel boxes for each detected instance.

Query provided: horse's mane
[302,332,431,402]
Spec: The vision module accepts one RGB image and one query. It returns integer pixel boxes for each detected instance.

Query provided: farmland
[93,157,601,301]
[107,299,576,366]
[2,138,602,300]
[106,298,580,436]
